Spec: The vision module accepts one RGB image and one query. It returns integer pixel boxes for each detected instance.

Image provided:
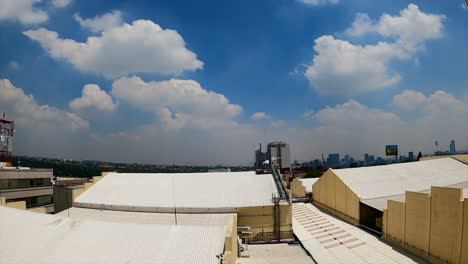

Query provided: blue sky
[0,0,467,165]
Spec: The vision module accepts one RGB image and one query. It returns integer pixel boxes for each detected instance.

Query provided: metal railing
[271,166,289,201]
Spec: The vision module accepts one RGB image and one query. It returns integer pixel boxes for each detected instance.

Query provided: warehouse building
[312,158,468,233]
[0,206,236,264]
[71,171,292,242]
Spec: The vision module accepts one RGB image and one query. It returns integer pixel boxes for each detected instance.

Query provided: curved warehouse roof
[0,206,226,264]
[75,171,279,212]
[333,158,468,200]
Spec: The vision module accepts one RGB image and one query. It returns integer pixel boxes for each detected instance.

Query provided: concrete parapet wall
[290,178,306,198]
[384,186,467,264]
[237,204,293,241]
[224,214,238,264]
[312,169,360,223]
[6,200,26,210]
[404,191,430,253]
[386,200,405,242]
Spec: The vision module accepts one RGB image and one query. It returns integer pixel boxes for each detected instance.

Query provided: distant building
[364,154,369,163]
[312,159,322,168]
[0,167,54,213]
[254,143,266,171]
[343,155,350,165]
[450,140,456,154]
[267,142,291,169]
[327,154,340,167]
[408,152,414,160]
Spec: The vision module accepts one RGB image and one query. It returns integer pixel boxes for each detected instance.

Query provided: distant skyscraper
[450,140,456,154]
[343,154,350,165]
[266,142,291,169]
[364,153,369,163]
[327,154,340,167]
[254,143,266,170]
[408,152,414,160]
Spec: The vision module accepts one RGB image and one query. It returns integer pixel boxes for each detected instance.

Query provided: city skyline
[0,0,467,165]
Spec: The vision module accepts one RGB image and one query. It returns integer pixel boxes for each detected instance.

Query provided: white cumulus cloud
[298,0,339,6]
[0,0,48,24]
[393,89,427,109]
[305,4,444,95]
[251,112,268,120]
[394,89,468,115]
[70,84,116,112]
[0,79,89,133]
[51,0,72,8]
[74,10,123,33]
[314,99,399,126]
[8,61,20,70]
[111,76,242,130]
[23,20,203,78]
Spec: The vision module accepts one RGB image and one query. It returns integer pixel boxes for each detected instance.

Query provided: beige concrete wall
[384,187,467,264]
[237,204,292,241]
[460,198,468,264]
[92,176,104,183]
[289,178,306,198]
[326,172,336,209]
[386,200,405,243]
[29,207,47,213]
[429,187,463,264]
[224,214,238,264]
[312,169,360,223]
[318,172,327,205]
[83,182,94,191]
[344,185,359,221]
[405,191,430,253]
[6,200,26,210]
[312,179,319,202]
[334,176,346,214]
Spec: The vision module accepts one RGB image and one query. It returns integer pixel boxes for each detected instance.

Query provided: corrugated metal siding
[75,171,278,212]
[0,206,226,264]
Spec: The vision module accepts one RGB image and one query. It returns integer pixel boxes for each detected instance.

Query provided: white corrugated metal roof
[292,203,427,264]
[0,206,226,264]
[299,178,319,193]
[75,171,278,212]
[333,158,468,200]
[58,207,234,226]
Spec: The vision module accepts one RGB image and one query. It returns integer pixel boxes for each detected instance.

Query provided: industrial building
[266,142,291,169]
[311,156,468,263]
[0,167,54,213]
[66,171,292,243]
[0,205,237,264]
